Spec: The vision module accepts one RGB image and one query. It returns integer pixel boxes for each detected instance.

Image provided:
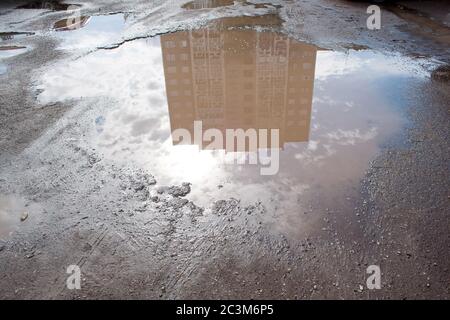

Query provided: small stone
[20,212,28,222]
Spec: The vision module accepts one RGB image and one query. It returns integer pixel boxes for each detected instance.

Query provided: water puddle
[1,34,32,73]
[54,16,91,32]
[0,32,34,41]
[0,33,32,73]
[182,0,235,10]
[210,14,283,28]
[17,1,81,11]
[0,45,28,58]
[0,195,38,240]
[37,24,432,236]
[52,13,126,50]
[182,0,282,10]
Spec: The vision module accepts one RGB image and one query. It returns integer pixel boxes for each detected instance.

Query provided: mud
[0,0,448,300]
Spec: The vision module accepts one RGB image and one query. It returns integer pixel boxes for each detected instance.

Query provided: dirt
[0,0,448,300]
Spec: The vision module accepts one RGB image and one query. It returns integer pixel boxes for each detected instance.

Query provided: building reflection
[161,28,317,151]
[54,16,90,31]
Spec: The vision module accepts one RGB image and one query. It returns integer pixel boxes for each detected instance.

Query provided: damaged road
[0,0,449,300]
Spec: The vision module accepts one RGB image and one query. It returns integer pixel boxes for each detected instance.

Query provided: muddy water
[37,24,433,236]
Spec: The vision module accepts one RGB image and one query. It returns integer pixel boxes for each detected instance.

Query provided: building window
[166,54,176,62]
[167,66,177,74]
[165,41,176,48]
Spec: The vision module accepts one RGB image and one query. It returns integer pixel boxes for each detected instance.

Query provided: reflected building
[54,16,90,31]
[161,28,317,151]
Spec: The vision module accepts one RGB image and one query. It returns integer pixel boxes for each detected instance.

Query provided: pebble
[20,212,28,222]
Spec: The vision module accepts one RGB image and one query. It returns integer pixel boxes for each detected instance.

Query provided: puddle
[182,0,235,10]
[0,32,34,41]
[243,1,282,9]
[54,16,90,32]
[37,25,432,236]
[210,14,283,28]
[182,0,282,10]
[53,13,125,49]
[0,45,28,58]
[0,195,38,240]
[0,41,29,76]
[17,1,81,11]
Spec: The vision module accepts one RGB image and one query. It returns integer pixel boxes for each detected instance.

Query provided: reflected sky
[0,46,29,75]
[37,25,431,235]
[0,45,28,58]
[53,13,126,50]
